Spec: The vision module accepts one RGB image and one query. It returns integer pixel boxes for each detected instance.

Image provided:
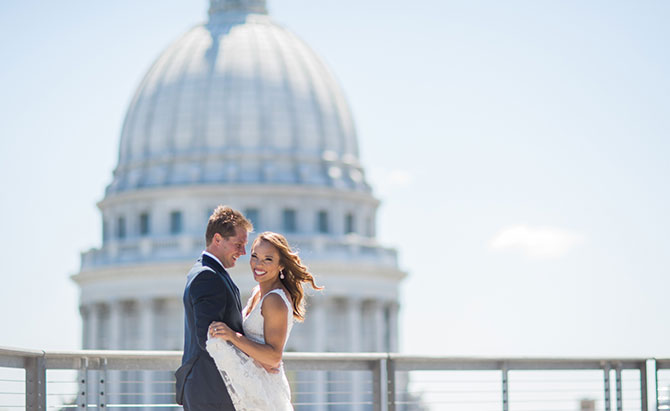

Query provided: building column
[347,297,362,352]
[85,304,99,349]
[108,299,123,348]
[107,300,123,405]
[79,306,88,349]
[310,298,327,411]
[347,297,363,411]
[373,301,386,352]
[138,297,155,349]
[138,298,155,406]
[388,301,399,352]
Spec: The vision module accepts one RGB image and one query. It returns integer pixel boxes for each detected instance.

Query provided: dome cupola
[209,0,267,15]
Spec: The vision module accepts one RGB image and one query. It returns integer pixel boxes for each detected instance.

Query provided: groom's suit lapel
[202,254,242,312]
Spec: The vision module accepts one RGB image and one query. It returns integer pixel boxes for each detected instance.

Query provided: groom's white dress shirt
[203,251,224,270]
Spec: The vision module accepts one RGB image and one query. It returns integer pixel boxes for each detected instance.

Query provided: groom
[175,205,253,410]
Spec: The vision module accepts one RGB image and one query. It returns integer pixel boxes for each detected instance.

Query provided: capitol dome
[109,1,367,194]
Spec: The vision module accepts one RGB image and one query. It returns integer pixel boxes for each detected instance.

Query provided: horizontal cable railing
[1,347,668,410]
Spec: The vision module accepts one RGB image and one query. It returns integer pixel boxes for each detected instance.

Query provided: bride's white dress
[206,287,294,411]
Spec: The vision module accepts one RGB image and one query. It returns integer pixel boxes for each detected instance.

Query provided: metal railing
[1,347,668,410]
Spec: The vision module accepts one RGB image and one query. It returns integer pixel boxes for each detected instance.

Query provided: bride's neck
[259,280,282,296]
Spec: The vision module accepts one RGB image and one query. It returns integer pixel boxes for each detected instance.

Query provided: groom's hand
[255,360,280,374]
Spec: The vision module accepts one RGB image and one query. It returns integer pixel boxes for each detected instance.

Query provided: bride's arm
[210,293,288,369]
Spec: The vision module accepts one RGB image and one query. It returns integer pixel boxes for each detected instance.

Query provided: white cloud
[489,224,584,259]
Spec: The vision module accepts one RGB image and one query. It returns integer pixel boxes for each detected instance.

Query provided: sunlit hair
[205,205,253,246]
[253,232,323,322]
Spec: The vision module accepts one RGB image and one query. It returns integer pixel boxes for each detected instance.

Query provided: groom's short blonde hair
[205,206,253,246]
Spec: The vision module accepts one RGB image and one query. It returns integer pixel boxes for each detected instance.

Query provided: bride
[206,231,322,411]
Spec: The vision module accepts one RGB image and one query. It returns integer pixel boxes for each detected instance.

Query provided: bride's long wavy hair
[253,232,322,322]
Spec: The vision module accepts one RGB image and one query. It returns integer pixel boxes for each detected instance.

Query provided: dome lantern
[209,0,267,16]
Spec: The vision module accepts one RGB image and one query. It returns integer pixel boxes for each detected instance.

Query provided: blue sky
[1,0,669,358]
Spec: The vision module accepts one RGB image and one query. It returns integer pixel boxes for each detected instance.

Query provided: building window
[139,212,150,236]
[170,211,182,234]
[317,210,329,233]
[345,213,355,234]
[117,216,126,239]
[282,209,296,233]
[245,208,260,231]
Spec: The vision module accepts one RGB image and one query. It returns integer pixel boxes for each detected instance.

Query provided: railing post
[387,356,396,411]
[372,357,388,411]
[615,363,623,411]
[502,362,509,411]
[654,359,660,411]
[640,360,648,411]
[98,358,107,409]
[25,355,46,411]
[79,357,88,409]
[604,363,612,411]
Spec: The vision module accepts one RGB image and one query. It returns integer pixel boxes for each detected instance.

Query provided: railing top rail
[2,346,669,370]
[389,353,655,362]
[656,358,670,369]
[283,352,388,361]
[0,346,45,357]
[46,349,181,358]
[0,346,45,368]
[388,355,649,371]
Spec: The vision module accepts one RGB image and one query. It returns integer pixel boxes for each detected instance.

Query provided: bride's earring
[280,270,285,280]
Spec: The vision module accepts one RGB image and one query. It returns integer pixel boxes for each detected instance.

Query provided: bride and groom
[175,205,321,410]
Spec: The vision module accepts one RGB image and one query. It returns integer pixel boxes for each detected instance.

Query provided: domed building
[73,0,406,408]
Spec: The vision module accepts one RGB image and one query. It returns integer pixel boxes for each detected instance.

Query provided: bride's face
[249,240,284,284]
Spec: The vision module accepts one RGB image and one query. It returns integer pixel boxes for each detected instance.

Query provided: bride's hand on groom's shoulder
[209,321,235,341]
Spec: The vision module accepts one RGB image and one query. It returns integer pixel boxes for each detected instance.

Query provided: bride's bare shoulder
[261,289,291,314]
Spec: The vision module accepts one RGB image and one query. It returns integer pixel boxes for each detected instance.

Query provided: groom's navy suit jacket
[176,253,244,410]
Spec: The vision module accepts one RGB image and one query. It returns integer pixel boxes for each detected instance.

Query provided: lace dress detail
[206,287,294,411]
